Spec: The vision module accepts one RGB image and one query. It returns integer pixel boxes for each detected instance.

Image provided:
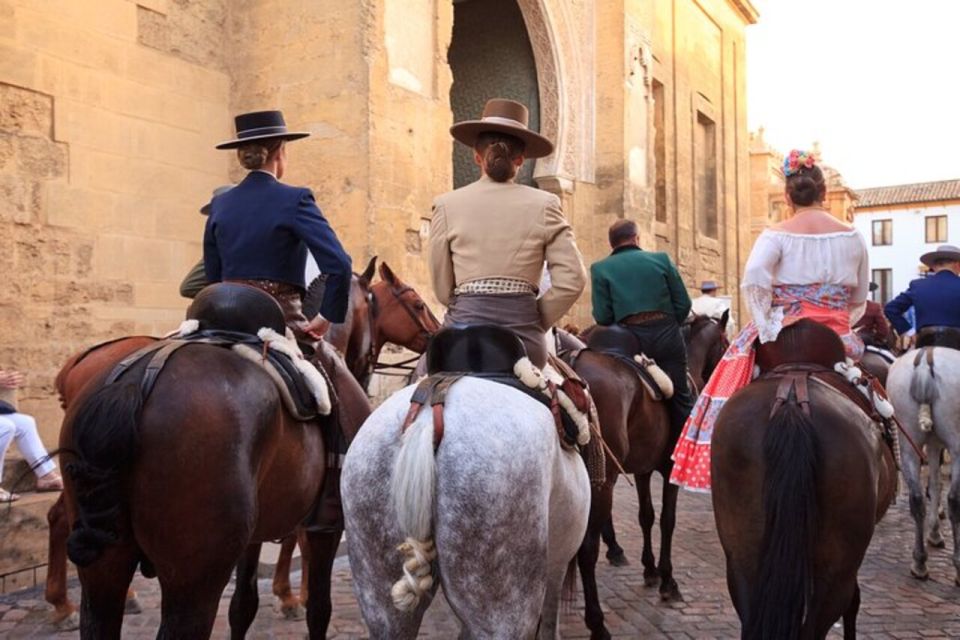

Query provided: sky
[746,0,960,189]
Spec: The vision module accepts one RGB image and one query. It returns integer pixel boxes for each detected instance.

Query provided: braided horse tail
[910,348,938,433]
[389,410,438,611]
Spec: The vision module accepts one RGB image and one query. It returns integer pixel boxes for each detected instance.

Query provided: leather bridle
[361,282,440,384]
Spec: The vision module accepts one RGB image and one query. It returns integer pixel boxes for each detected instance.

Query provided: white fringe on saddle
[834,359,895,419]
[634,355,675,399]
[513,358,591,446]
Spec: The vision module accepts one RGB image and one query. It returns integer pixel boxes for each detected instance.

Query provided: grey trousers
[444,293,548,367]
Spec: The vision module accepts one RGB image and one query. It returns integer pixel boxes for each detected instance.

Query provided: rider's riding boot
[306,467,343,534]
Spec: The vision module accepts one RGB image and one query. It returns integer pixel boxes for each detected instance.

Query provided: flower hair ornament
[783,149,817,177]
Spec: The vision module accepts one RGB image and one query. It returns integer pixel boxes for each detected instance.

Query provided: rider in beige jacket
[429,99,586,366]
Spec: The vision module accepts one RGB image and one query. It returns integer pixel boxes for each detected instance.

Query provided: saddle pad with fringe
[574,349,671,401]
[105,329,331,421]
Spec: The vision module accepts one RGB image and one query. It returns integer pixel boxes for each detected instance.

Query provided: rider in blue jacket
[884,244,960,349]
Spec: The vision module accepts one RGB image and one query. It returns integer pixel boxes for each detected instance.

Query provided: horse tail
[745,390,820,640]
[909,348,937,432]
[65,381,143,567]
[389,413,438,611]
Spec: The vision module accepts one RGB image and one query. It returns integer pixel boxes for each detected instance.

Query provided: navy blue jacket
[203,171,352,323]
[884,270,960,334]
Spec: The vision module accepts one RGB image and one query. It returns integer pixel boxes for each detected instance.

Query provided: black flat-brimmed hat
[920,244,960,267]
[449,99,554,159]
[215,110,310,150]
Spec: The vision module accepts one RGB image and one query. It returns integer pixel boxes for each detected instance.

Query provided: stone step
[1,455,36,493]
[0,490,59,593]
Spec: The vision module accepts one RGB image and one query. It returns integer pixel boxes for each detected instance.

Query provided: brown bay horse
[59,310,370,638]
[684,311,730,392]
[712,321,896,639]
[556,328,677,640]
[46,262,438,629]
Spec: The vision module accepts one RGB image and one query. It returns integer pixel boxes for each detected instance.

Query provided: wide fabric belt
[917,326,960,350]
[620,311,669,325]
[454,278,536,296]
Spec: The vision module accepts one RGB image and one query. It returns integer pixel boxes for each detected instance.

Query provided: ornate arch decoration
[516,0,596,193]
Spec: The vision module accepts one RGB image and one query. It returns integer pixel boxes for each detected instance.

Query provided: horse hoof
[911,567,930,581]
[590,629,612,640]
[643,570,660,587]
[607,552,630,568]
[124,597,143,615]
[660,585,683,604]
[279,603,304,620]
[53,611,80,632]
[928,537,946,549]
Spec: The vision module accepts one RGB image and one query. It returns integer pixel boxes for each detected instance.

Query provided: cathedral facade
[0,0,757,440]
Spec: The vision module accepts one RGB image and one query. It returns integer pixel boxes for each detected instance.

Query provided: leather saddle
[583,325,671,401]
[107,283,326,421]
[187,282,287,336]
[403,325,581,449]
[755,320,884,425]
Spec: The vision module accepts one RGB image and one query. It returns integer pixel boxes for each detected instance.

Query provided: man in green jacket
[590,219,694,435]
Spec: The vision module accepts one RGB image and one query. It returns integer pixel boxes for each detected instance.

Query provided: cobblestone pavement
[2,477,958,639]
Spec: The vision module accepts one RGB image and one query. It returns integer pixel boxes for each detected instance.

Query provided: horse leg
[228,543,262,639]
[298,527,311,606]
[272,534,304,619]
[302,527,342,639]
[948,452,960,586]
[656,472,683,602]
[903,453,930,579]
[45,495,79,630]
[600,516,628,566]
[635,472,659,586]
[577,524,610,640]
[842,582,861,640]
[926,443,946,548]
[76,543,138,640]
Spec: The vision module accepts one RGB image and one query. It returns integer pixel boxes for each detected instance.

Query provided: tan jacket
[429,176,586,328]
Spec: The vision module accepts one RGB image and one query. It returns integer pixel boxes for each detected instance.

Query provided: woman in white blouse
[671,150,869,492]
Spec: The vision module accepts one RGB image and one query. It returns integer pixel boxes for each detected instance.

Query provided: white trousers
[0,412,56,480]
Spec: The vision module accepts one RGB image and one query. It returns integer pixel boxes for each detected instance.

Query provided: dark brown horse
[59,315,370,638]
[326,259,440,388]
[684,311,730,391]
[712,322,896,639]
[556,328,677,640]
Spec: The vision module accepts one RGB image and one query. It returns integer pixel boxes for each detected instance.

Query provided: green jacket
[590,246,691,325]
[179,259,208,299]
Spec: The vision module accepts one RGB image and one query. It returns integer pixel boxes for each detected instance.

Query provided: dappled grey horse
[342,377,590,639]
[887,346,960,585]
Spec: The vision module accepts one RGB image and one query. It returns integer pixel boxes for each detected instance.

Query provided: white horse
[342,376,590,639]
[887,346,960,585]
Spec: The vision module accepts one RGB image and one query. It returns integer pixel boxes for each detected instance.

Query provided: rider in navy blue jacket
[204,110,352,324]
[884,244,960,343]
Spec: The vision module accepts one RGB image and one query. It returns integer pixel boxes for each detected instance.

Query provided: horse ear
[359,256,377,285]
[379,261,398,285]
[719,308,730,330]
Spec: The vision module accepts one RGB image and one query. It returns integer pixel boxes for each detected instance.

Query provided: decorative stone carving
[516,0,595,189]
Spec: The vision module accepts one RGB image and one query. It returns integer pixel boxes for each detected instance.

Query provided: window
[653,80,667,224]
[694,111,718,238]
[871,219,892,245]
[872,268,893,304]
[925,215,947,243]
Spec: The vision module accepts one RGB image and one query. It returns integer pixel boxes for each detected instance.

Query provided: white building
[852,179,960,305]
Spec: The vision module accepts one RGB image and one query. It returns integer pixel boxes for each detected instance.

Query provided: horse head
[370,262,441,355]
[686,314,730,388]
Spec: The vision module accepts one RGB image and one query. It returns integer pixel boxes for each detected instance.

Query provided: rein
[363,283,439,383]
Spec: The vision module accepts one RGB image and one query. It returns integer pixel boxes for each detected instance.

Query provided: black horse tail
[65,381,143,567]
[745,389,820,640]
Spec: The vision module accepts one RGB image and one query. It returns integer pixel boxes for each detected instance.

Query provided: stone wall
[0,0,758,445]
[0,0,232,442]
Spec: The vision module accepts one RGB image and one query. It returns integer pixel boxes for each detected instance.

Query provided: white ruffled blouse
[741,229,870,343]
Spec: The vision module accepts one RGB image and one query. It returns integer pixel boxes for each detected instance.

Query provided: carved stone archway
[516,0,595,193]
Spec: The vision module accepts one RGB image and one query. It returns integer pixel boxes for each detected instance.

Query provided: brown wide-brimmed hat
[920,244,960,267]
[216,110,310,150]
[449,99,554,159]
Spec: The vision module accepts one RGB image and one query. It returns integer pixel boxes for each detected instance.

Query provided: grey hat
[920,244,960,268]
[199,184,235,216]
[700,280,719,292]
